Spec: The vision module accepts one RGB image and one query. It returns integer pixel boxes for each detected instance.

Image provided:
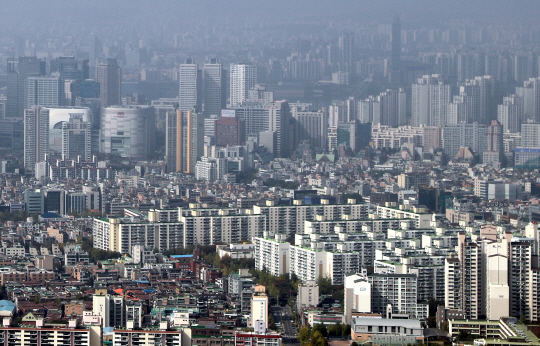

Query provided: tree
[316,277,333,295]
[313,323,328,338]
[33,294,41,304]
[328,322,341,336]
[441,321,449,331]
[341,324,350,337]
[297,326,311,346]
[310,330,328,346]
[55,298,62,309]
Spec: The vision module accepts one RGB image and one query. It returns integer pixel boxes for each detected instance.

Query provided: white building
[344,273,371,324]
[230,63,257,107]
[178,59,200,112]
[412,74,451,126]
[251,285,269,329]
[254,235,290,276]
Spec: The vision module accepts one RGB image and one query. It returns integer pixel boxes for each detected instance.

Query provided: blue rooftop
[0,300,15,312]
[170,255,194,258]
[40,212,62,218]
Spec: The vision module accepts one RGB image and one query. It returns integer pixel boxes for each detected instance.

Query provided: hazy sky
[3,0,540,38]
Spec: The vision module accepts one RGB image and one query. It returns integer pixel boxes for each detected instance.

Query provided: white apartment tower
[516,77,540,122]
[230,63,257,107]
[24,106,49,174]
[498,94,523,133]
[412,74,451,126]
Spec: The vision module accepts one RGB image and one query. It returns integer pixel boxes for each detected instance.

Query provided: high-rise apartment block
[412,75,451,126]
[498,94,523,133]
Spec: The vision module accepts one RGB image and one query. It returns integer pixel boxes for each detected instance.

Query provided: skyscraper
[165,109,204,173]
[412,75,451,126]
[7,57,46,118]
[24,106,49,174]
[203,59,224,117]
[178,59,201,113]
[230,63,257,107]
[62,114,91,161]
[96,58,121,107]
[25,76,64,109]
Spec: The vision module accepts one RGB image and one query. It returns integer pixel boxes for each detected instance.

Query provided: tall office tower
[50,57,89,80]
[24,106,49,174]
[230,63,257,107]
[214,116,242,146]
[412,75,451,126]
[442,122,488,158]
[268,101,292,158]
[516,78,540,122]
[62,115,91,161]
[96,58,121,107]
[390,17,401,81]
[24,76,64,109]
[100,106,155,158]
[165,109,204,173]
[483,119,504,167]
[88,34,102,78]
[179,58,201,113]
[292,107,327,151]
[6,57,46,118]
[203,59,224,117]
[338,32,355,73]
[498,95,523,133]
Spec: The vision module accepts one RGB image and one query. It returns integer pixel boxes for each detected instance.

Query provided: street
[271,305,298,340]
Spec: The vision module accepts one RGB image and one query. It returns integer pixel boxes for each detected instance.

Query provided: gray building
[100,106,155,158]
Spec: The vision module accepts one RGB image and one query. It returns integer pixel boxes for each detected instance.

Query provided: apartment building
[376,205,432,229]
[253,235,290,276]
[253,199,368,236]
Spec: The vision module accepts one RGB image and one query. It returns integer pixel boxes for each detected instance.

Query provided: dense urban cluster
[0,2,540,346]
